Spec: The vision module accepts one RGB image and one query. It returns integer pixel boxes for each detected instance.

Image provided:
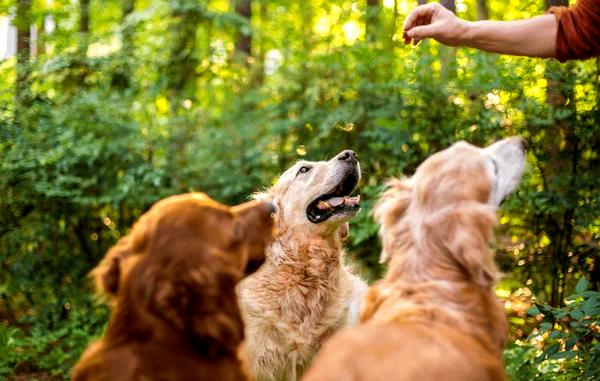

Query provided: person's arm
[403,2,558,59]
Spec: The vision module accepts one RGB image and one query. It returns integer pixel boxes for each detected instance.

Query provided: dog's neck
[267,226,344,270]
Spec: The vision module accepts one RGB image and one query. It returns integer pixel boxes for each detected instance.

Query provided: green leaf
[583,296,600,317]
[545,343,560,355]
[539,322,552,333]
[527,305,540,316]
[565,337,577,351]
[575,277,590,295]
[536,302,557,321]
[570,309,585,320]
[547,350,577,360]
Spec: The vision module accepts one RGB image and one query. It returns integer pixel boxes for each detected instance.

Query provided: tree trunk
[439,0,456,13]
[390,0,398,45]
[366,0,380,43]
[80,0,90,51]
[80,0,89,33]
[299,1,313,91]
[476,0,489,20]
[36,19,45,55]
[165,3,200,108]
[418,0,427,4]
[438,0,456,79]
[252,0,267,85]
[544,0,575,306]
[15,0,32,106]
[233,0,252,59]
[113,0,135,89]
[122,0,135,51]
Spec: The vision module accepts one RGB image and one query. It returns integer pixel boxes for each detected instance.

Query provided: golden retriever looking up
[72,193,275,381]
[238,150,368,381]
[302,137,526,381]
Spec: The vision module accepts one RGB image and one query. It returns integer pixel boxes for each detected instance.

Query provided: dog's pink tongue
[327,197,345,207]
[317,195,360,210]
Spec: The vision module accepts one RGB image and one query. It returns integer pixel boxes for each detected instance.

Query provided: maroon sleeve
[548,0,600,62]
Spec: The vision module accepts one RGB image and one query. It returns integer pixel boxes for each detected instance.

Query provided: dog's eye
[297,166,311,176]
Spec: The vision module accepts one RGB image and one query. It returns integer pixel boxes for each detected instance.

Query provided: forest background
[0,0,598,380]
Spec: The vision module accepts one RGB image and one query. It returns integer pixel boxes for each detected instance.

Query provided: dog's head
[92,194,274,358]
[259,150,361,237]
[374,137,526,286]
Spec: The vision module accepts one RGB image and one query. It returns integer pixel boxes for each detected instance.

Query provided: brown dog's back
[74,341,247,381]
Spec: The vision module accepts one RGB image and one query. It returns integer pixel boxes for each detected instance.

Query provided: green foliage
[0,0,598,379]
[0,294,108,381]
[505,278,600,380]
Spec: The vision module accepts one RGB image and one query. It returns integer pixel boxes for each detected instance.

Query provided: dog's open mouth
[306,171,360,224]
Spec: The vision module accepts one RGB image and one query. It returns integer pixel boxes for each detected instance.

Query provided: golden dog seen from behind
[303,137,527,381]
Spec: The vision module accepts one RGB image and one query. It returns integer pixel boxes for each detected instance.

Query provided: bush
[505,277,600,380]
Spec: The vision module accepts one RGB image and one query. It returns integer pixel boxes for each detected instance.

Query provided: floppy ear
[373,178,413,263]
[232,200,274,253]
[145,236,244,357]
[92,236,131,298]
[92,218,149,299]
[426,205,500,287]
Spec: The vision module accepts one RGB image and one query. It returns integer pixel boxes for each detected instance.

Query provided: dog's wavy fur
[72,193,274,381]
[238,157,367,381]
[303,140,525,381]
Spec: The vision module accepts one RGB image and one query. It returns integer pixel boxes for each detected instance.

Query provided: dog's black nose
[337,150,357,163]
[520,138,528,151]
[266,202,277,215]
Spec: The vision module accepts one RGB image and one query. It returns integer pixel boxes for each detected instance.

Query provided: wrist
[457,19,475,46]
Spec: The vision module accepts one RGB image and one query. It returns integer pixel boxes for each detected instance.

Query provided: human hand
[403,2,469,46]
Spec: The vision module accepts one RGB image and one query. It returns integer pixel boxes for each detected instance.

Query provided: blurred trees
[0,0,598,379]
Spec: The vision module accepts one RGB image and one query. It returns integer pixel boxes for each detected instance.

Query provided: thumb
[406,24,438,40]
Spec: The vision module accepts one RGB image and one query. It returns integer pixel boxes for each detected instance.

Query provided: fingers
[402,3,439,33]
[406,24,438,41]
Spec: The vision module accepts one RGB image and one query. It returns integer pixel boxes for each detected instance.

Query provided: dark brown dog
[72,193,275,381]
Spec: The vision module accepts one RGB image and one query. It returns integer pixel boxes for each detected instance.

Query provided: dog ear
[427,205,500,287]
[92,218,149,299]
[92,236,131,298]
[373,178,413,263]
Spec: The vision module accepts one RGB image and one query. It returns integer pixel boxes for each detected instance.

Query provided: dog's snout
[337,150,357,163]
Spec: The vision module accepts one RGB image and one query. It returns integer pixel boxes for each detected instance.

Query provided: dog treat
[344,195,360,205]
[317,200,332,209]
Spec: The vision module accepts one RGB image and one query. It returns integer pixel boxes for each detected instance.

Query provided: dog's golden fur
[239,153,367,381]
[72,193,274,381]
[303,139,526,381]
